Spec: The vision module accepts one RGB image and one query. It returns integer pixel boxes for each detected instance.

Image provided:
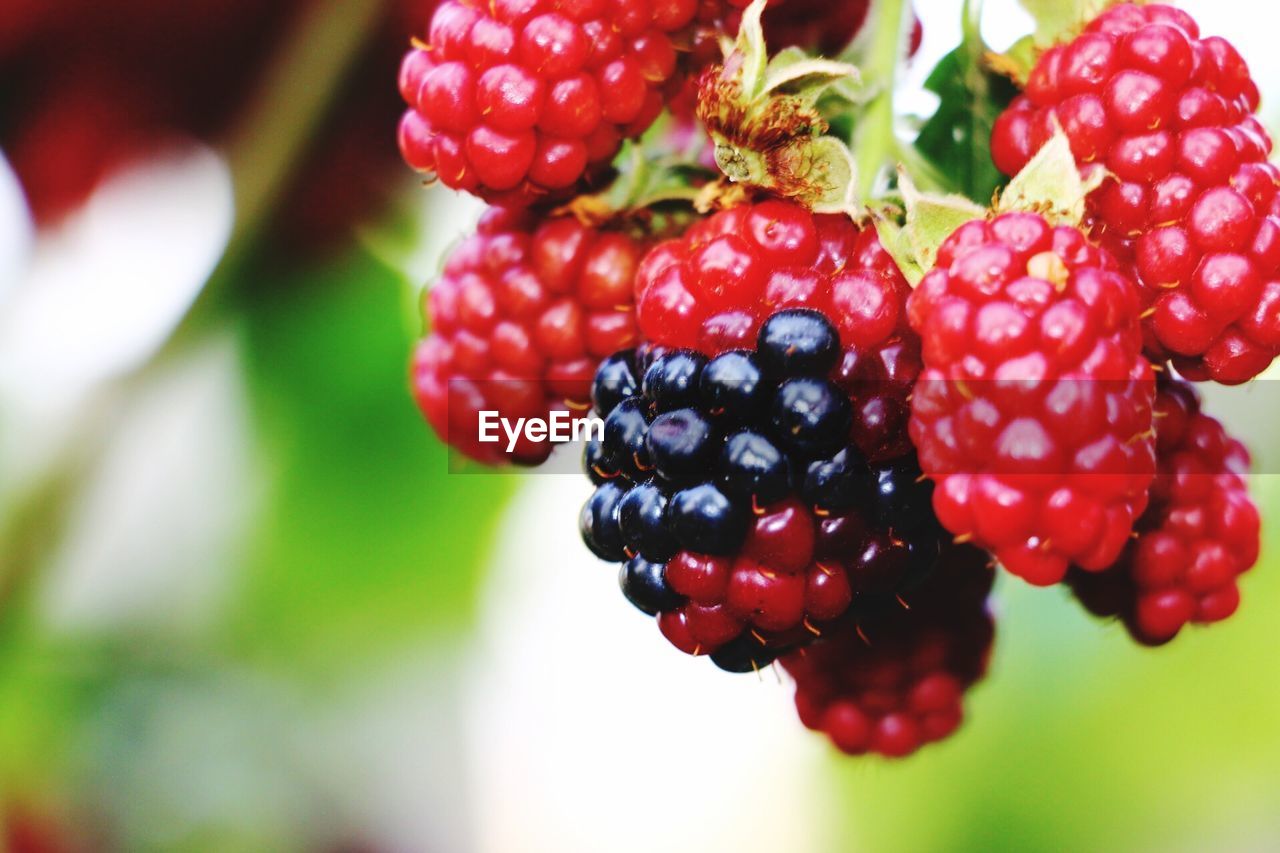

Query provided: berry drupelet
[1068,379,1260,645]
[908,212,1157,587]
[992,3,1280,384]
[398,0,700,205]
[781,544,996,758]
[580,309,947,670]
[412,206,645,465]
[634,200,922,461]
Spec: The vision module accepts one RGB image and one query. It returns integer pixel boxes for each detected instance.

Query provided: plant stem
[962,0,985,54]
[852,0,909,202]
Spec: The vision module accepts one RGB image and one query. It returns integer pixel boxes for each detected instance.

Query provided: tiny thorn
[953,532,974,545]
[1126,428,1157,446]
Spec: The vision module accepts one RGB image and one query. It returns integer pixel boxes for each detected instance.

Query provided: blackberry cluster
[412,206,645,465]
[635,199,922,462]
[992,2,1280,384]
[579,309,946,671]
[782,545,995,758]
[398,0,701,206]
[908,212,1158,586]
[1068,379,1260,645]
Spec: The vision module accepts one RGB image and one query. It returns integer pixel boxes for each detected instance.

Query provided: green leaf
[894,172,987,281]
[798,136,860,214]
[761,55,861,102]
[1017,0,1130,47]
[997,123,1103,227]
[1018,0,1090,45]
[913,41,1020,205]
[734,0,770,99]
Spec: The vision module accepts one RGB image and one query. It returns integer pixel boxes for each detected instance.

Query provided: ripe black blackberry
[579,309,947,671]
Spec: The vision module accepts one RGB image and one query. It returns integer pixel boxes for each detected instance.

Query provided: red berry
[908,213,1157,586]
[399,0,699,205]
[992,3,1280,383]
[635,201,922,462]
[1068,380,1259,644]
[781,546,996,758]
[413,207,646,465]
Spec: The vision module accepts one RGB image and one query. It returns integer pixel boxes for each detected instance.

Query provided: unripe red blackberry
[908,212,1157,587]
[991,3,1280,384]
[1068,379,1259,645]
[635,200,922,462]
[398,0,700,206]
[412,206,645,465]
[781,544,996,758]
[580,310,949,670]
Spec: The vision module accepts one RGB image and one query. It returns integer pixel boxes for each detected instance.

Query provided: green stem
[962,0,985,54]
[852,0,909,201]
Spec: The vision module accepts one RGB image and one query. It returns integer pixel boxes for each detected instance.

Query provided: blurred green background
[2,0,1279,851]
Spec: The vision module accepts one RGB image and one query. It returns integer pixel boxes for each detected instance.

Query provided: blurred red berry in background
[0,0,430,253]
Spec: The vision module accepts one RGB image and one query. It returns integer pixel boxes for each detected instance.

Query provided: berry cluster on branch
[403,0,1266,759]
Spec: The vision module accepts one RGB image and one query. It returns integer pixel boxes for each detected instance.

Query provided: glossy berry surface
[908,213,1157,587]
[635,200,922,461]
[398,0,699,205]
[579,310,947,669]
[782,545,996,758]
[412,207,645,465]
[992,3,1280,384]
[1068,380,1259,645]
